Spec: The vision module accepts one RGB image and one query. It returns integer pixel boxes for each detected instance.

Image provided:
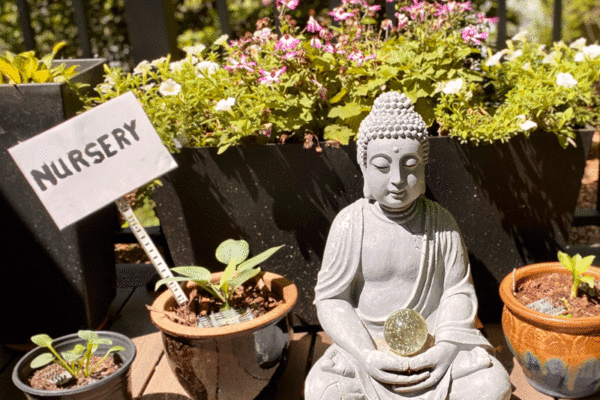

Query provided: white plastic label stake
[115,197,188,306]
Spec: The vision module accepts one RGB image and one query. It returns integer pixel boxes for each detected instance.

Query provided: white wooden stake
[115,197,188,306]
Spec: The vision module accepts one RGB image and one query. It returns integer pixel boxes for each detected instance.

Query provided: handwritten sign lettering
[9,91,177,230]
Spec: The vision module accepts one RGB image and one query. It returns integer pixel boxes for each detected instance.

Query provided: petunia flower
[133,60,152,75]
[484,50,505,67]
[159,79,181,96]
[224,54,257,72]
[183,44,206,56]
[461,26,488,45]
[556,73,577,88]
[310,37,323,49]
[276,0,298,10]
[196,61,220,76]
[214,97,236,111]
[275,35,300,52]
[441,78,463,94]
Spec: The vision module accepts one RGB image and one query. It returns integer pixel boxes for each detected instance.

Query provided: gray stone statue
[304,92,511,400]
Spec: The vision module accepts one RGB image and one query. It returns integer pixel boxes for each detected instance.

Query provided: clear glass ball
[383,308,428,356]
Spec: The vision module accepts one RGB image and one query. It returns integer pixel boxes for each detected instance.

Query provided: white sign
[8,91,177,230]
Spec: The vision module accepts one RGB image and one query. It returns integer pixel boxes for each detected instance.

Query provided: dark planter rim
[12,331,136,397]
[499,262,600,332]
[150,271,298,339]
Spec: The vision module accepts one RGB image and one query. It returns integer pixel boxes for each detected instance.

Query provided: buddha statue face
[363,136,426,211]
[357,91,429,210]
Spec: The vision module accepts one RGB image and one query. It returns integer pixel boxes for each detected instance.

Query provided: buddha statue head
[357,92,429,211]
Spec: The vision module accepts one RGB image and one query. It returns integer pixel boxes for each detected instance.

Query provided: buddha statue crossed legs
[304,92,511,400]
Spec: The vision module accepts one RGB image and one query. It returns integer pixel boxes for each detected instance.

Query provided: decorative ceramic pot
[12,331,136,400]
[499,262,600,398]
[149,271,298,400]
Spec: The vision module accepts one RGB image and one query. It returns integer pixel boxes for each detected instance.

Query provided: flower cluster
[86,0,600,152]
[436,33,600,147]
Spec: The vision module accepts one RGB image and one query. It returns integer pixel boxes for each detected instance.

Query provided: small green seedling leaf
[216,239,249,265]
[558,251,596,298]
[30,352,56,369]
[237,245,284,272]
[30,334,53,348]
[172,266,211,281]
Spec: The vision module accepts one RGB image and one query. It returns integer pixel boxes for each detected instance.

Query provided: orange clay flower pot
[149,271,297,400]
[499,262,600,398]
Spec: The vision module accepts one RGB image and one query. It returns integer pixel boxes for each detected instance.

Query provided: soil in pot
[514,272,600,318]
[28,355,123,391]
[147,275,283,327]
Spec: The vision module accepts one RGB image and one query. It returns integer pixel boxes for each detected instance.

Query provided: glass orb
[383,308,428,356]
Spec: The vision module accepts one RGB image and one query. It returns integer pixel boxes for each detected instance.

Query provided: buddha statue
[304,92,511,400]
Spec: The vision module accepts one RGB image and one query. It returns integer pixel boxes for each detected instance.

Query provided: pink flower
[477,13,499,24]
[402,1,428,21]
[310,37,323,49]
[381,19,393,30]
[323,43,336,54]
[329,7,355,21]
[367,5,381,13]
[307,16,323,33]
[276,0,298,10]
[223,54,257,72]
[282,51,298,60]
[461,26,488,45]
[275,34,300,52]
[258,66,287,85]
[395,12,409,29]
[319,29,333,41]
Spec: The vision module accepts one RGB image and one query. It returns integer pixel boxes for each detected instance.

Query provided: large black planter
[153,129,592,325]
[0,59,117,346]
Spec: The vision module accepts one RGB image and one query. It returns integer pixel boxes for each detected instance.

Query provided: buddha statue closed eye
[304,92,511,400]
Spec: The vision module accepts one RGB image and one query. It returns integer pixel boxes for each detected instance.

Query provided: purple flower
[402,1,428,21]
[223,54,257,72]
[461,25,488,45]
[275,34,300,52]
[329,6,355,21]
[276,0,298,10]
[307,16,323,33]
[258,66,287,85]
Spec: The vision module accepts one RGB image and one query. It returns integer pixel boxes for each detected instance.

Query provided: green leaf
[576,255,595,275]
[323,124,355,145]
[581,275,595,288]
[31,334,53,348]
[0,58,22,83]
[220,260,239,289]
[61,345,84,362]
[106,345,125,355]
[228,267,262,293]
[330,88,347,104]
[78,330,100,343]
[154,276,192,291]
[237,245,283,272]
[557,251,574,272]
[171,266,211,281]
[30,353,56,369]
[328,102,367,120]
[215,239,249,265]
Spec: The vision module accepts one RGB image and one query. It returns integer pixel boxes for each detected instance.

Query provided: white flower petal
[556,72,577,88]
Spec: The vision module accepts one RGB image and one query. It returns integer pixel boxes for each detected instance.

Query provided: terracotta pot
[12,331,136,400]
[499,262,600,398]
[149,271,298,400]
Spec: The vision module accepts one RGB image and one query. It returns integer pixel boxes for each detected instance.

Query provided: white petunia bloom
[441,78,463,94]
[133,60,152,75]
[485,51,504,67]
[98,83,112,94]
[583,44,600,59]
[505,49,522,61]
[575,52,585,62]
[569,38,587,49]
[520,120,537,131]
[169,60,185,73]
[214,34,229,46]
[183,44,206,56]
[542,51,558,64]
[556,72,577,88]
[196,61,220,76]
[151,57,168,67]
[214,97,236,111]
[159,79,181,96]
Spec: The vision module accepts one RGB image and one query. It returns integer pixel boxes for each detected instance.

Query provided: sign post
[9,91,188,305]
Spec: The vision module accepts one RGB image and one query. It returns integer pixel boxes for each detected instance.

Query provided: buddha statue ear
[360,164,375,200]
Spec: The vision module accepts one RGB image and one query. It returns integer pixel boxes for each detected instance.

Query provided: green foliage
[29,331,125,379]
[436,37,600,147]
[155,239,283,311]
[557,251,596,298]
[0,41,78,84]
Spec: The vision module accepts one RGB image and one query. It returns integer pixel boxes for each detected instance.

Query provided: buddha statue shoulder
[304,92,511,400]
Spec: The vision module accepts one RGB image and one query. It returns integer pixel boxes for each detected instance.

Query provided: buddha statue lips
[304,92,511,400]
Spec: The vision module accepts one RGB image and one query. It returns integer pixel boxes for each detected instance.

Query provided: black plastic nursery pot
[153,129,592,325]
[0,58,118,347]
[12,331,136,400]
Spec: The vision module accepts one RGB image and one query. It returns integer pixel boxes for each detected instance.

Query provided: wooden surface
[2,266,600,400]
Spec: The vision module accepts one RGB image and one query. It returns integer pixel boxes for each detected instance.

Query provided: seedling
[0,41,78,84]
[557,251,596,299]
[156,239,283,311]
[29,331,125,380]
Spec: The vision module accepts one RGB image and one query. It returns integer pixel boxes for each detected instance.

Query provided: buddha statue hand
[362,349,430,386]
[393,341,459,394]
